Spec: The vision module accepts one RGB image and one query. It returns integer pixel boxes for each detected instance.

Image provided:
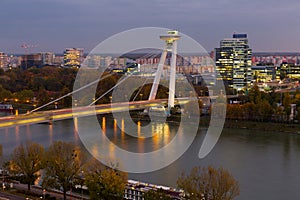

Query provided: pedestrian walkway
[2,181,89,200]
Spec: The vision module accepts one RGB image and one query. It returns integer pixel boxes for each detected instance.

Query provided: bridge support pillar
[148,30,181,115]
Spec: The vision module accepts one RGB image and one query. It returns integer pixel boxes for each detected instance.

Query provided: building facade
[124,180,184,200]
[0,52,8,69]
[21,53,43,69]
[41,52,55,66]
[215,33,252,91]
[279,62,300,79]
[63,48,83,68]
[251,65,276,83]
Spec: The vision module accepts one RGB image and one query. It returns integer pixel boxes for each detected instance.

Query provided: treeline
[0,67,122,108]
[1,142,240,200]
[0,67,77,107]
[226,85,300,123]
[2,141,127,200]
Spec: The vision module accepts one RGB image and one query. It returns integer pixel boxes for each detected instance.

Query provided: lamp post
[2,170,5,191]
[80,170,84,200]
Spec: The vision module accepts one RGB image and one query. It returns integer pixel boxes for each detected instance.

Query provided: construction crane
[20,43,37,69]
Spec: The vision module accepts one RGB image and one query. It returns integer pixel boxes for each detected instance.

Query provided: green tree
[177,166,240,200]
[42,141,82,200]
[9,142,44,191]
[84,159,128,200]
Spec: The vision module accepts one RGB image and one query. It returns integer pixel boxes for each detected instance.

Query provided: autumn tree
[42,141,83,200]
[143,188,173,200]
[36,86,50,106]
[256,99,274,121]
[13,89,34,102]
[248,84,261,104]
[84,159,128,200]
[177,166,240,200]
[0,85,12,101]
[226,104,243,120]
[283,92,292,118]
[9,142,44,191]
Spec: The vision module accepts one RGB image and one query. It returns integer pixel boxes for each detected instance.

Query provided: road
[0,182,88,200]
[0,98,188,129]
[0,191,24,200]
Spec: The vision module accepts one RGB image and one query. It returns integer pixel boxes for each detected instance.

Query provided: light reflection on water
[0,115,300,199]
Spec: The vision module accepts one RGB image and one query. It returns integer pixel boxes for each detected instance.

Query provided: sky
[1,0,300,54]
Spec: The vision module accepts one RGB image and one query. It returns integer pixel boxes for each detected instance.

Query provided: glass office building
[215,33,252,91]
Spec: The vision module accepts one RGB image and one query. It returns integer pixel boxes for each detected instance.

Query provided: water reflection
[1,116,300,199]
[15,126,20,145]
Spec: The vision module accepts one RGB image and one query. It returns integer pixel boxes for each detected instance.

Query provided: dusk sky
[1,0,300,54]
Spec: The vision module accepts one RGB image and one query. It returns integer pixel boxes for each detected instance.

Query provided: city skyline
[1,0,300,54]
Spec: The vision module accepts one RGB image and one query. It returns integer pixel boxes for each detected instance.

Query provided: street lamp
[80,170,84,200]
[2,170,5,191]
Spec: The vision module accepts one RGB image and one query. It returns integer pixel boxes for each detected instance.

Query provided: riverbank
[198,116,300,134]
[224,119,300,134]
[127,111,300,134]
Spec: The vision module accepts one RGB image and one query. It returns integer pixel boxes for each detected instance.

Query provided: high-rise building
[21,53,43,69]
[215,33,252,91]
[41,52,55,66]
[279,62,300,79]
[0,52,8,69]
[63,48,83,68]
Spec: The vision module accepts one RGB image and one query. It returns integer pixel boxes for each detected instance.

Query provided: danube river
[0,114,300,200]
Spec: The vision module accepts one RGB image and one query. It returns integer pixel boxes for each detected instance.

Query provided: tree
[60,86,72,108]
[143,188,173,200]
[13,89,34,102]
[293,93,300,107]
[0,85,12,101]
[283,93,292,118]
[256,99,274,121]
[177,166,240,200]
[42,141,82,200]
[36,86,50,106]
[84,159,128,200]
[248,84,261,104]
[9,142,44,191]
[226,104,243,120]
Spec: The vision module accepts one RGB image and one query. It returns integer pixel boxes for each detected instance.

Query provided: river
[0,114,300,199]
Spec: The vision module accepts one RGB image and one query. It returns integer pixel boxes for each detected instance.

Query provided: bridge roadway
[0,94,232,129]
[0,99,189,129]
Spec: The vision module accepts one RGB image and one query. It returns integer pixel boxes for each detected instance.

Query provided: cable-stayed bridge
[0,30,222,129]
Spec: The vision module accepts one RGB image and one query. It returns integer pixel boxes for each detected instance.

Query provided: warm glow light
[102,117,106,134]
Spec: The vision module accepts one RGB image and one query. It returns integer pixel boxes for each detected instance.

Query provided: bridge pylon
[148,30,181,115]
